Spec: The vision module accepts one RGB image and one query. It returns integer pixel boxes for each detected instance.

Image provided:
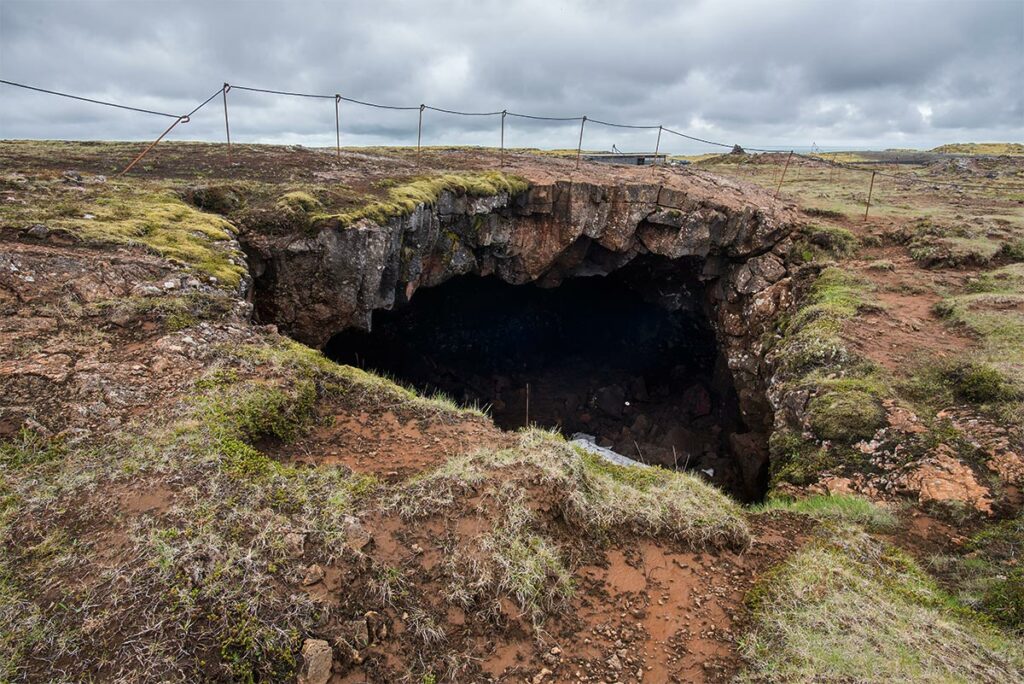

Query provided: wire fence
[3,78,1023,209]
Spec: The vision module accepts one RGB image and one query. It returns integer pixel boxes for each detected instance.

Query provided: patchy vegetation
[798,223,860,259]
[314,172,528,228]
[755,494,897,532]
[929,263,1024,422]
[0,333,500,680]
[0,174,246,286]
[741,526,1024,683]
[931,143,1024,156]
[765,266,892,484]
[394,429,751,550]
[930,512,1024,634]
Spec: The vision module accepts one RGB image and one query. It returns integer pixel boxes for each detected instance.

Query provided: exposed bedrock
[241,176,799,446]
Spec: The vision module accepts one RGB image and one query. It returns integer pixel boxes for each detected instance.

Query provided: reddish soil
[844,247,975,372]
[277,407,513,480]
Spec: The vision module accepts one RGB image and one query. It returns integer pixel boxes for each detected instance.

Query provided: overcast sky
[1,0,1021,153]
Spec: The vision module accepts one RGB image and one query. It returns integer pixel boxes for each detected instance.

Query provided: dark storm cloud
[1,0,1021,151]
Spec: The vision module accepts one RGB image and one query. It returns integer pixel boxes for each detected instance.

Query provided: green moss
[276,191,321,212]
[801,223,860,258]
[768,429,841,486]
[0,179,245,287]
[575,447,668,491]
[767,267,897,486]
[315,172,528,228]
[807,388,887,443]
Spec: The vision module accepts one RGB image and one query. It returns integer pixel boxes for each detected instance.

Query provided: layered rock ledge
[241,171,801,437]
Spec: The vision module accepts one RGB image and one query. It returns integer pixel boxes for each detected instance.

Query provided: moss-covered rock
[807,389,887,442]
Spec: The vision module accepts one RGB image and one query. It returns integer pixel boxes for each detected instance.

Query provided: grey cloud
[1,0,1021,152]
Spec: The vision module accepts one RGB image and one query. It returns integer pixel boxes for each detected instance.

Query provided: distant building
[583,152,668,166]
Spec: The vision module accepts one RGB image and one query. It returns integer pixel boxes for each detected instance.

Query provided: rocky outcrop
[241,175,799,432]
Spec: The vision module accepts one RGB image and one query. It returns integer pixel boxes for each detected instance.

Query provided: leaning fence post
[864,171,876,221]
[774,150,794,199]
[500,110,507,168]
[221,83,233,163]
[334,95,341,158]
[653,125,663,169]
[575,116,587,170]
[116,115,188,177]
[417,104,425,165]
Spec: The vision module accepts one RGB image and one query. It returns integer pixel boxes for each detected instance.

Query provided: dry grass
[741,526,1024,683]
[393,429,751,550]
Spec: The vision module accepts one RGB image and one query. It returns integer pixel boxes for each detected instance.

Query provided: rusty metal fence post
[500,110,507,167]
[334,94,341,158]
[417,104,425,165]
[222,83,232,163]
[864,171,876,221]
[653,125,663,169]
[575,116,587,170]
[774,150,793,199]
[116,115,189,177]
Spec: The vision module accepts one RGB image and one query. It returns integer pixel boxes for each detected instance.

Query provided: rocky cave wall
[242,178,798,468]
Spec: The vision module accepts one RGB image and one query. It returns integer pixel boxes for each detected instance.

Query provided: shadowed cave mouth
[324,255,769,502]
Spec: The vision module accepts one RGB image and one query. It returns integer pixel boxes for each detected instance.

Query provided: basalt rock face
[241,176,799,434]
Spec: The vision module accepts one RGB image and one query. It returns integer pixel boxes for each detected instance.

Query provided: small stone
[284,532,306,558]
[532,667,553,683]
[162,279,180,290]
[410,543,423,554]
[364,610,387,641]
[302,563,325,586]
[131,284,163,297]
[607,654,622,671]
[550,646,562,656]
[298,638,333,684]
[343,516,372,553]
[25,223,49,238]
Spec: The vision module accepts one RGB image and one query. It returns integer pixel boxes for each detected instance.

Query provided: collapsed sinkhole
[324,255,770,502]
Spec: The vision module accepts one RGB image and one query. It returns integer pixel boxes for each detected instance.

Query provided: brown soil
[845,247,975,372]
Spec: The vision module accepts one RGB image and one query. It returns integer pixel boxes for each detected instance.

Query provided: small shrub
[944,362,1014,403]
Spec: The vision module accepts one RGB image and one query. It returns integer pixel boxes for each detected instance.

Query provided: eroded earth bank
[1,141,1023,683]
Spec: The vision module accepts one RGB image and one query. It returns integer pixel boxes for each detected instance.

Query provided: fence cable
[0,79,181,118]
[5,78,1024,191]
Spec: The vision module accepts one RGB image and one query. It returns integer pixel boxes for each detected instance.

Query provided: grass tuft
[754,494,897,532]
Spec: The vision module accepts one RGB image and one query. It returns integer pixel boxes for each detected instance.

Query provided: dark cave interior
[324,255,769,501]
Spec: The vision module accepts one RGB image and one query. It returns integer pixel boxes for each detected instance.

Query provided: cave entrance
[324,255,768,502]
